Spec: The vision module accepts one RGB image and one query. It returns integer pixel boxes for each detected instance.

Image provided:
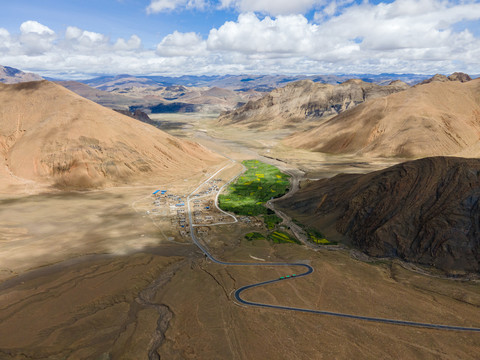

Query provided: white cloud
[20,20,54,35]
[18,21,56,56]
[156,31,206,56]
[114,35,142,51]
[0,28,11,51]
[147,0,207,13]
[207,13,320,55]
[2,1,480,78]
[219,0,324,16]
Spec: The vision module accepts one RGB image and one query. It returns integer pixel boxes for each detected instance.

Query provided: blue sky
[1,0,480,77]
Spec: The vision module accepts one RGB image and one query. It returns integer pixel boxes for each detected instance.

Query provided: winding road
[185,161,480,333]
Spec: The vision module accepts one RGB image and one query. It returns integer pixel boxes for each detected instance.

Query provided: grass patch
[292,219,337,245]
[219,160,290,216]
[245,232,266,241]
[263,214,283,229]
[268,231,301,244]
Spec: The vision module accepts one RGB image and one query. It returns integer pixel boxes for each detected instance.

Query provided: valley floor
[0,113,479,359]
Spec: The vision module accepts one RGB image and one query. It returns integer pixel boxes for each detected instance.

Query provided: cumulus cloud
[114,35,142,51]
[156,31,206,56]
[18,20,56,56]
[2,0,480,77]
[207,14,321,54]
[20,20,55,35]
[0,28,11,52]
[147,0,207,13]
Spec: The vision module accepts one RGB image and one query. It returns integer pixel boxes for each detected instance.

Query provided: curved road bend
[185,163,480,333]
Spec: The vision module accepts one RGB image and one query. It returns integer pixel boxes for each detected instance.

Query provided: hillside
[278,157,480,274]
[286,77,480,158]
[0,81,222,191]
[218,79,409,130]
[0,65,43,84]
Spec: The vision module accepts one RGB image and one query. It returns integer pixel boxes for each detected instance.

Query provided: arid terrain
[0,73,479,359]
[286,76,480,158]
[0,81,222,191]
[218,78,409,130]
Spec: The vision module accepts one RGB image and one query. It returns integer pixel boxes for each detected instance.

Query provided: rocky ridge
[279,157,480,274]
[218,79,409,130]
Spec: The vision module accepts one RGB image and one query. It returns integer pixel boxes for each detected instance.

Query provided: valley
[1,106,479,359]
[3,0,480,357]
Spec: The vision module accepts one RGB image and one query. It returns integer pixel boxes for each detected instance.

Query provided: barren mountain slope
[217,79,409,130]
[278,157,480,273]
[0,81,222,190]
[286,78,480,158]
[0,65,43,84]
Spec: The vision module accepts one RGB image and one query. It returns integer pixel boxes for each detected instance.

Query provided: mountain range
[218,79,410,130]
[286,74,480,158]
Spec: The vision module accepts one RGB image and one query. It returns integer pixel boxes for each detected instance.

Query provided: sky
[1,0,480,78]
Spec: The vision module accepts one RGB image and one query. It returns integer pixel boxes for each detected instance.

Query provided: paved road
[185,162,480,333]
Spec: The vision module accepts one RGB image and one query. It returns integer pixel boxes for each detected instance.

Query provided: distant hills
[0,65,43,84]
[0,81,222,190]
[79,73,431,91]
[56,80,146,110]
[58,77,262,114]
[278,157,480,274]
[286,74,480,158]
[0,65,437,116]
[218,79,409,130]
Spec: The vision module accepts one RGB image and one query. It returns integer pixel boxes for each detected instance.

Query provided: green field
[219,160,290,216]
[263,214,283,229]
[245,231,300,245]
[268,231,300,244]
[292,219,336,245]
[245,232,266,241]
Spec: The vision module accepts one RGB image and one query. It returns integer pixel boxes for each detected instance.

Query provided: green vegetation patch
[245,232,266,241]
[292,219,336,245]
[268,231,300,244]
[263,214,283,229]
[219,160,290,216]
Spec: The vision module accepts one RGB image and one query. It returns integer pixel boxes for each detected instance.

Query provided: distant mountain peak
[419,72,472,85]
[0,65,43,84]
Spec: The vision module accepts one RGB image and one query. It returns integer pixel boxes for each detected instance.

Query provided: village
[147,177,262,240]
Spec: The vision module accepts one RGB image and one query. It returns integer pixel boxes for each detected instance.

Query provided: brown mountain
[56,81,145,110]
[418,72,472,85]
[0,65,43,84]
[217,79,409,130]
[286,78,480,158]
[0,81,222,191]
[112,85,262,114]
[279,157,480,274]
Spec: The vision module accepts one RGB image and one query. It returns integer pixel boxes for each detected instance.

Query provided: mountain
[278,157,480,274]
[56,80,146,109]
[286,77,480,158]
[418,72,472,85]
[0,81,222,190]
[218,79,409,130]
[0,65,43,84]
[81,73,430,92]
[82,74,160,91]
[77,76,263,113]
